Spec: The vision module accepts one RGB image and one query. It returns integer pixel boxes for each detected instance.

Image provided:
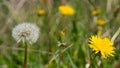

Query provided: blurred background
[0,0,120,68]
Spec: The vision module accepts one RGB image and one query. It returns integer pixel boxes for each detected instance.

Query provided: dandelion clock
[12,22,40,68]
[12,23,39,44]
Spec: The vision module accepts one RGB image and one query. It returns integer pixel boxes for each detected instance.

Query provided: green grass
[0,0,120,68]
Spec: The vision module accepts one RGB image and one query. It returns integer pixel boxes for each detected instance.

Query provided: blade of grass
[66,51,77,68]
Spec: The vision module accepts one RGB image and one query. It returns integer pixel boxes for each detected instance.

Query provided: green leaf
[66,52,77,68]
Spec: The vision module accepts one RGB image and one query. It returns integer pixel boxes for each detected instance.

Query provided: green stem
[24,42,28,68]
[88,0,97,9]
[89,49,97,68]
[66,51,77,68]
[97,26,102,36]
[58,46,62,68]
[72,20,78,42]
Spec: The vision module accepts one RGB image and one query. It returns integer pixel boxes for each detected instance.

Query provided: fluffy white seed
[12,23,40,44]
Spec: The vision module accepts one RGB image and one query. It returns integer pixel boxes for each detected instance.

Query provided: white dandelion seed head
[12,22,40,44]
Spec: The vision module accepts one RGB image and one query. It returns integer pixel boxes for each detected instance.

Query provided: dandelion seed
[12,23,40,44]
[58,5,75,16]
[89,35,115,58]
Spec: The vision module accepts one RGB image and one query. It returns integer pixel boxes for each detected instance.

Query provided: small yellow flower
[96,19,106,26]
[37,9,45,16]
[89,35,115,58]
[59,5,75,15]
[92,9,101,15]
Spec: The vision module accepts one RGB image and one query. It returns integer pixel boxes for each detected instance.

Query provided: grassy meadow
[0,0,120,68]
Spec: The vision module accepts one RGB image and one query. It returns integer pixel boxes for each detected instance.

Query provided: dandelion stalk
[89,55,97,68]
[12,23,40,68]
[71,14,78,42]
[97,26,102,36]
[57,41,63,68]
[24,41,28,68]
[57,42,62,68]
[57,28,66,68]
[58,45,62,68]
[72,20,78,41]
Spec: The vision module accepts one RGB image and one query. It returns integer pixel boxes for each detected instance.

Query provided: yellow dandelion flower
[58,5,75,16]
[96,19,106,26]
[37,9,45,16]
[89,35,115,58]
[92,9,101,15]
